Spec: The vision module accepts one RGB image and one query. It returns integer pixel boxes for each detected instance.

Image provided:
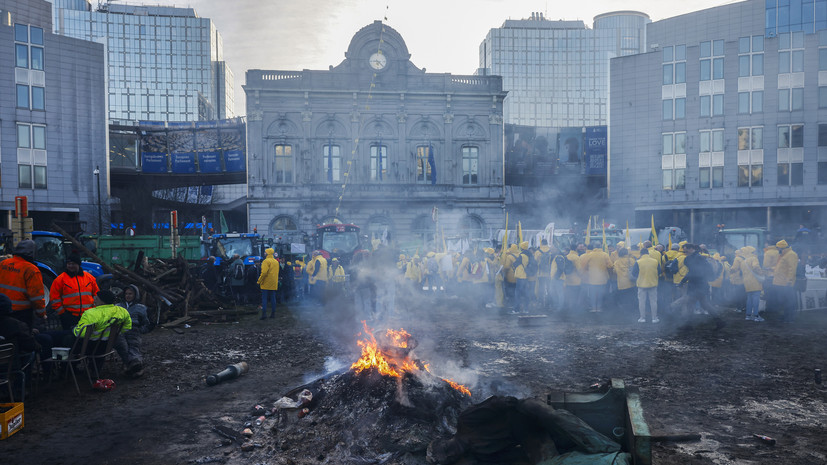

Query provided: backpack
[553,255,567,279]
[629,262,640,282]
[524,253,539,276]
[232,262,245,281]
[706,256,722,279]
[664,258,679,278]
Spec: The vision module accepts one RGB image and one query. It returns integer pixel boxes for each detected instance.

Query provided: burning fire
[351,321,471,396]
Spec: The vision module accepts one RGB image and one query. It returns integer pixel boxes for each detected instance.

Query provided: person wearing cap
[772,240,799,322]
[0,239,46,328]
[257,248,280,319]
[307,250,328,303]
[50,253,100,330]
[115,285,150,376]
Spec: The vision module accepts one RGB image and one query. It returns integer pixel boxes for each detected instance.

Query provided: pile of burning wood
[52,226,229,325]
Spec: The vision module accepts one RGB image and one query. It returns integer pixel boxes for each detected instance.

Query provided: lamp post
[93,166,102,235]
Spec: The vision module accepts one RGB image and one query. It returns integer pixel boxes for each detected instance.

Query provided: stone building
[245,21,506,248]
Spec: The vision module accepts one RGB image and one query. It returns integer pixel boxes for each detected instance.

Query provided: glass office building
[478,11,649,128]
[46,0,234,123]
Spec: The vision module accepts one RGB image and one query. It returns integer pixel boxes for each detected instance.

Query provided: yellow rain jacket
[772,246,798,287]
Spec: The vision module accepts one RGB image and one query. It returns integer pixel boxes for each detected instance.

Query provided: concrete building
[47,0,234,123]
[245,21,506,247]
[609,0,827,241]
[0,0,106,232]
[478,11,649,128]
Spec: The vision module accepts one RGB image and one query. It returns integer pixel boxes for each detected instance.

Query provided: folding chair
[88,319,123,379]
[0,343,16,401]
[41,324,96,395]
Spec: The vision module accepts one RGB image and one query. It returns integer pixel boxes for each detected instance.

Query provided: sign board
[291,243,306,254]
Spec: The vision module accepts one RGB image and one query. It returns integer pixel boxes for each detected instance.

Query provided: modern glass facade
[765,0,827,36]
[478,11,649,128]
[46,0,234,123]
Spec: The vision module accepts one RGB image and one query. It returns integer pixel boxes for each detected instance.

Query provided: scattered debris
[752,433,777,445]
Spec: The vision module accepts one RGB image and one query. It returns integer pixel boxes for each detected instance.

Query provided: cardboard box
[0,403,24,439]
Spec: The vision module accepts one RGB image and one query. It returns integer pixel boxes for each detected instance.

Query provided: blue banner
[558,128,583,164]
[141,152,168,173]
[198,151,222,173]
[584,126,608,176]
[171,152,196,173]
[224,150,245,172]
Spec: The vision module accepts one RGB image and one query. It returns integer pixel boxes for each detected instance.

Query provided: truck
[313,223,369,265]
[712,227,768,261]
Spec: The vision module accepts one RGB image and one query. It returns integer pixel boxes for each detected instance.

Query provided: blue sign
[142,152,168,173]
[225,150,245,172]
[584,126,608,176]
[199,151,222,173]
[171,152,196,173]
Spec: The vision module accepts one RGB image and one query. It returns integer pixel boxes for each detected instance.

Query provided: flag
[584,217,591,245]
[650,214,659,245]
[625,221,631,248]
[428,144,437,185]
[518,221,523,245]
[219,210,228,234]
[441,227,447,253]
[668,231,673,251]
[602,221,607,252]
[432,206,438,223]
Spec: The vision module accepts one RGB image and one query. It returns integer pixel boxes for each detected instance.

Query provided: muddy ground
[3,294,827,465]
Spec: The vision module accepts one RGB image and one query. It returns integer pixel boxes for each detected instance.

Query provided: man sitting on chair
[68,290,131,373]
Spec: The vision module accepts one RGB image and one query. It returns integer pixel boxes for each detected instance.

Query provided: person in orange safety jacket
[0,239,46,328]
[50,254,99,330]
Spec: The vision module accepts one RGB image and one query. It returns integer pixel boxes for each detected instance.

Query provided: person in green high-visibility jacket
[68,290,132,373]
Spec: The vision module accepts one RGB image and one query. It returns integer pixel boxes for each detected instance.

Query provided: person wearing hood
[581,243,612,313]
[51,253,100,330]
[736,247,765,321]
[772,240,799,322]
[503,243,521,309]
[0,240,46,328]
[257,248,280,319]
[115,285,151,376]
[729,248,746,312]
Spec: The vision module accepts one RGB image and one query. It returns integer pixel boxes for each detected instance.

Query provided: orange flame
[350,321,470,396]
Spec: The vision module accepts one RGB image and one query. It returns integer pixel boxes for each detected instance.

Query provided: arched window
[459,215,485,239]
[412,215,435,247]
[367,216,393,244]
[271,216,297,231]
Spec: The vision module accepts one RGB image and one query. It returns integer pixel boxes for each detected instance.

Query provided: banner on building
[196,121,222,173]
[584,126,608,176]
[139,121,169,173]
[221,123,246,172]
[557,128,583,164]
[167,122,196,174]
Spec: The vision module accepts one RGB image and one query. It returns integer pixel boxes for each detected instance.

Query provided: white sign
[291,243,306,253]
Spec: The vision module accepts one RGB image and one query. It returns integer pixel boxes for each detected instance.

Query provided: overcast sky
[173,0,738,115]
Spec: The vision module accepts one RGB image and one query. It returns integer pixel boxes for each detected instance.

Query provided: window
[416,145,434,183]
[369,144,387,181]
[700,40,724,81]
[777,124,804,186]
[777,124,804,149]
[778,32,805,74]
[17,124,30,148]
[14,24,44,70]
[819,124,827,184]
[462,146,479,185]
[17,123,47,189]
[738,36,764,77]
[699,129,724,189]
[31,87,44,110]
[662,132,686,190]
[16,85,29,108]
[662,45,686,84]
[323,144,341,182]
[737,127,763,187]
[274,144,292,184]
[15,44,28,68]
[779,88,804,111]
[18,165,32,189]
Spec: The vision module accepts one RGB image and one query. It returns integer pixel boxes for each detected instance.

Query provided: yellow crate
[0,403,24,440]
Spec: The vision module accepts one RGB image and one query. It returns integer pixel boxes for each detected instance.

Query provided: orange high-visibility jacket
[0,255,46,315]
[50,271,99,316]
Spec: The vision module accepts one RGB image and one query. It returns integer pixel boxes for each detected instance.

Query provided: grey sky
[176,0,737,115]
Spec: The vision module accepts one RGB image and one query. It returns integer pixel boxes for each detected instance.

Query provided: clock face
[369,52,387,70]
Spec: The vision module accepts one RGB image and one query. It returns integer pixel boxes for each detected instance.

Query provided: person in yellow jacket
[512,242,531,313]
[405,255,423,286]
[612,248,636,316]
[257,248,280,319]
[738,246,765,321]
[709,253,728,304]
[581,243,612,312]
[535,240,554,306]
[307,251,328,303]
[762,240,780,312]
[632,248,661,323]
[69,290,132,372]
[502,244,520,308]
[772,240,799,322]
[729,248,746,312]
[485,248,505,309]
[670,243,689,313]
[563,245,583,312]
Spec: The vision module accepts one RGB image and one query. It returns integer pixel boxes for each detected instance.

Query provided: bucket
[51,347,70,360]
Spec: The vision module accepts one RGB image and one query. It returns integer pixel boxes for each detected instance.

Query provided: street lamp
[93,166,101,235]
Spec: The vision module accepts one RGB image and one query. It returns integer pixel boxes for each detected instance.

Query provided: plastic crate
[0,403,24,439]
